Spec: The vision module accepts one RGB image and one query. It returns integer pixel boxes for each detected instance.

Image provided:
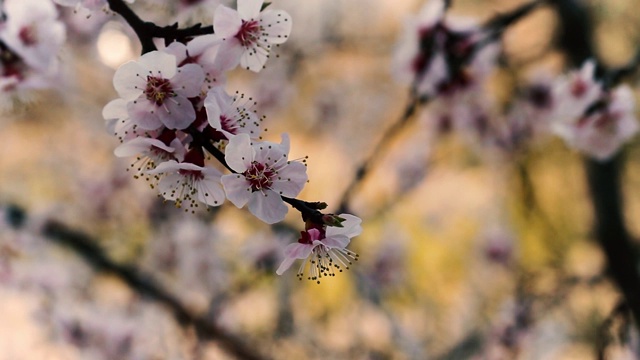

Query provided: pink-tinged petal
[275,257,296,275]
[225,133,255,172]
[284,242,314,259]
[102,98,128,121]
[326,214,363,239]
[260,10,292,44]
[204,86,228,129]
[165,41,188,64]
[214,39,244,72]
[157,173,183,201]
[214,5,243,39]
[188,34,222,56]
[237,0,263,20]
[148,159,182,174]
[127,100,163,130]
[248,190,287,224]
[139,51,177,78]
[114,137,173,157]
[240,46,269,72]
[253,135,289,167]
[221,174,252,207]
[113,61,146,100]
[271,162,307,197]
[197,176,226,206]
[320,235,350,249]
[172,63,205,97]
[157,95,196,130]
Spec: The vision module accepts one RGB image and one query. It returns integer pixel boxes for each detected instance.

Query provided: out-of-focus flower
[112,50,204,130]
[213,0,292,72]
[554,85,639,161]
[53,0,135,14]
[221,133,307,224]
[276,214,361,283]
[551,60,602,124]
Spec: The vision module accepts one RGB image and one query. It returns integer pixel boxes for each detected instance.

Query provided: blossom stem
[106,0,213,54]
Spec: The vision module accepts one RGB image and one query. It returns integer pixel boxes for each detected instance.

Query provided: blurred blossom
[553,81,639,161]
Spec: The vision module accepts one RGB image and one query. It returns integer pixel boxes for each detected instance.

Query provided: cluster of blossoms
[393,0,639,161]
[0,0,65,106]
[102,0,362,281]
[393,0,499,141]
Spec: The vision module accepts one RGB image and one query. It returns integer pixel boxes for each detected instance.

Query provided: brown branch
[4,204,270,360]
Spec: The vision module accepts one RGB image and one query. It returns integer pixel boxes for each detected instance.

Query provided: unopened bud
[322,214,346,227]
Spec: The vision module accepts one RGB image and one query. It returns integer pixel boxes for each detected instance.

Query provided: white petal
[157,173,182,201]
[214,5,242,39]
[197,177,226,206]
[225,133,254,172]
[240,46,269,72]
[158,95,196,130]
[102,98,128,121]
[321,235,350,249]
[113,61,146,101]
[204,86,227,129]
[172,64,205,98]
[237,0,263,20]
[260,10,292,44]
[275,256,296,275]
[221,174,252,208]
[139,51,177,78]
[326,214,363,239]
[283,242,314,259]
[271,161,307,197]
[127,100,163,130]
[248,190,287,224]
[114,137,173,157]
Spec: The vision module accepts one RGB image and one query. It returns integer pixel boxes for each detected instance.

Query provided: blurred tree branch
[552,0,640,332]
[4,203,270,360]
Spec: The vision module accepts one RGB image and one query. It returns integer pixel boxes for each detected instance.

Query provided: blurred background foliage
[2,0,640,359]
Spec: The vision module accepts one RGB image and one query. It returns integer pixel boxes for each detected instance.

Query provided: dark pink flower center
[298,228,325,245]
[244,161,275,191]
[571,79,589,98]
[145,76,174,106]
[19,26,37,46]
[220,114,239,135]
[235,20,260,47]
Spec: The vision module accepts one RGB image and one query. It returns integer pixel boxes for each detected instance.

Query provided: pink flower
[148,152,226,210]
[165,36,238,90]
[276,214,362,283]
[0,0,66,73]
[221,133,307,224]
[557,85,639,161]
[114,130,186,179]
[551,60,603,126]
[112,50,205,130]
[213,0,292,72]
[204,86,262,141]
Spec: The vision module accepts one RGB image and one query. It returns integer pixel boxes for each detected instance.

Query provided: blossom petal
[221,174,252,208]
[271,161,307,197]
[237,0,263,20]
[139,51,177,78]
[172,64,205,98]
[260,10,292,44]
[325,214,363,239]
[113,61,146,100]
[127,99,163,130]
[102,98,128,121]
[248,190,287,224]
[321,235,350,249]
[197,176,226,206]
[214,5,242,39]
[157,95,196,130]
[240,46,269,72]
[225,133,254,172]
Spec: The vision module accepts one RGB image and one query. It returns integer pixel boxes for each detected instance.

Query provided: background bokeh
[2,0,640,359]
